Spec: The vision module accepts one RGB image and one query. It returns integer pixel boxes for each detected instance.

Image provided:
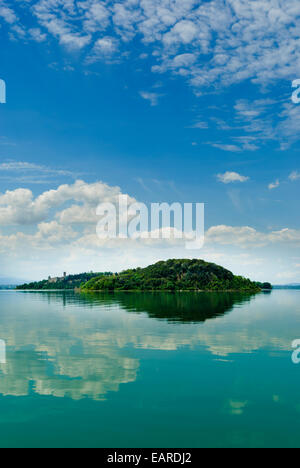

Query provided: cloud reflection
[0,290,297,401]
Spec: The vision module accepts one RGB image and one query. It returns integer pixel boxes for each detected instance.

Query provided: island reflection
[20,290,257,323]
[0,290,290,403]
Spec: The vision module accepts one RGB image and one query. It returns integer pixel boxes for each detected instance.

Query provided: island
[16,271,113,290]
[82,259,269,292]
[15,260,272,292]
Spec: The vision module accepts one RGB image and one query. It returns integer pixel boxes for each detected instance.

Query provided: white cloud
[1,0,299,91]
[87,36,119,63]
[206,225,300,248]
[95,36,118,54]
[0,161,72,175]
[0,178,299,282]
[2,0,300,152]
[217,172,250,184]
[0,161,76,184]
[1,179,299,252]
[140,91,162,107]
[268,180,280,190]
[212,144,242,152]
[0,179,132,226]
[205,98,300,153]
[289,171,300,181]
[0,162,41,171]
[80,0,110,34]
[28,28,47,42]
[191,121,208,129]
[162,20,199,47]
[172,53,197,68]
[32,0,92,50]
[0,4,17,24]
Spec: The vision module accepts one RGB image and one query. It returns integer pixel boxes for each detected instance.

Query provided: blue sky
[0,0,300,283]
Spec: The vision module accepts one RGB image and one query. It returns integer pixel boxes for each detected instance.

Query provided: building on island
[48,273,67,283]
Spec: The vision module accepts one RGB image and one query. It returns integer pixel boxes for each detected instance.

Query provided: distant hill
[16,272,113,290]
[82,259,262,292]
[0,276,27,286]
[273,284,300,290]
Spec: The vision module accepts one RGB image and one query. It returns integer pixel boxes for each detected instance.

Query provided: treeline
[82,259,262,292]
[255,282,272,290]
[16,272,113,290]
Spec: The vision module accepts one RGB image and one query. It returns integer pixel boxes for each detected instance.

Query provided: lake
[0,289,299,448]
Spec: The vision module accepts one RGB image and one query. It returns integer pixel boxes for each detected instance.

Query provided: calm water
[0,289,299,448]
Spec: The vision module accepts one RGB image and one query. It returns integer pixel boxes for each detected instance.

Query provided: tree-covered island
[16,260,272,292]
[82,259,270,292]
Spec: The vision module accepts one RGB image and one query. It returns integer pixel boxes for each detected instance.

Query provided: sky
[0,0,300,283]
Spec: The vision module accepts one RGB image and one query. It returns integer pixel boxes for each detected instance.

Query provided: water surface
[0,290,299,448]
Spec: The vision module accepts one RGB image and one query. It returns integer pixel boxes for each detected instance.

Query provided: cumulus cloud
[0,177,299,282]
[217,172,250,184]
[0,179,132,225]
[0,179,299,253]
[206,225,300,248]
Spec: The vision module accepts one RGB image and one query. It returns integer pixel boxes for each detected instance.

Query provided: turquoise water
[0,290,299,448]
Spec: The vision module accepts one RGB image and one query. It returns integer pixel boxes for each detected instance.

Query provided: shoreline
[14,288,261,293]
[80,289,261,293]
[14,288,262,293]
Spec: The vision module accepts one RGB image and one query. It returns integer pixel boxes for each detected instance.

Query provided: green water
[0,289,299,448]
